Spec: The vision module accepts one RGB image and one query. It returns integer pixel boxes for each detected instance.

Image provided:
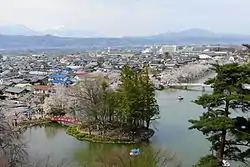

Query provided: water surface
[24,86,212,166]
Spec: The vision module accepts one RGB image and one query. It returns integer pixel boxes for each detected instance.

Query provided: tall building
[158,45,177,54]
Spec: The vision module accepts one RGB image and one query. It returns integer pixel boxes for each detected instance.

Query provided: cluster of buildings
[0,44,248,122]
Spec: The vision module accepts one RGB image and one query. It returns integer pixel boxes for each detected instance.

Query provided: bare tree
[0,108,72,167]
[0,110,28,167]
[67,76,106,134]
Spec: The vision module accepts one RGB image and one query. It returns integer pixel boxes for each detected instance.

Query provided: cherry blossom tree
[42,85,74,116]
[0,109,28,167]
[160,63,211,84]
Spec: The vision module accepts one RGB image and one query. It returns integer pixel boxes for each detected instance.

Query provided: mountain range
[0,24,102,38]
[0,24,250,50]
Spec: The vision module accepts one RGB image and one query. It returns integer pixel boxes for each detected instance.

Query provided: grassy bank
[66,126,136,144]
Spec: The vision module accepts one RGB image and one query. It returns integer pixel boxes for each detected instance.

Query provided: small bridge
[165,83,211,87]
[163,83,211,91]
[50,116,77,125]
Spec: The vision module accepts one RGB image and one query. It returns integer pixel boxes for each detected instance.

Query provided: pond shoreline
[21,120,154,144]
[66,125,154,144]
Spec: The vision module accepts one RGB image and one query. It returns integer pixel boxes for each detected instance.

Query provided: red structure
[50,116,77,124]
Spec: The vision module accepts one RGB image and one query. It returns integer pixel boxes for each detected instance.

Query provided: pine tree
[118,65,141,130]
[139,66,160,129]
[118,65,159,131]
[189,63,250,166]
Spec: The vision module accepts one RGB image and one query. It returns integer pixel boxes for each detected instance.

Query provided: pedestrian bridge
[50,116,77,125]
[165,83,211,87]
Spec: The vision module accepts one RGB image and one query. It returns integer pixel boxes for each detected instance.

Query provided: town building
[159,45,177,54]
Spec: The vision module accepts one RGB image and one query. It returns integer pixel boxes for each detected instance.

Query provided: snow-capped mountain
[42,26,102,38]
[0,24,41,36]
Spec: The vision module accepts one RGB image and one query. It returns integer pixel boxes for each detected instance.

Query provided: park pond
[23,84,214,167]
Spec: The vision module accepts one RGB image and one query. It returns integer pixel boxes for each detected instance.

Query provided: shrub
[76,133,86,140]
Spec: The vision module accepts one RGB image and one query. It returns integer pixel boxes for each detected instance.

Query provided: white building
[158,45,177,54]
[199,54,212,60]
[141,48,152,54]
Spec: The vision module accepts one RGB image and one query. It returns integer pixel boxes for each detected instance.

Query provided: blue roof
[63,67,73,71]
[51,67,60,70]
[50,80,67,83]
[49,74,68,79]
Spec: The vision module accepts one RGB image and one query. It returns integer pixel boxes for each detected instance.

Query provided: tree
[189,63,250,166]
[97,57,105,67]
[0,110,28,167]
[67,76,107,134]
[242,44,250,50]
[193,155,219,167]
[66,66,158,141]
[43,85,73,116]
[0,109,70,167]
[117,65,159,131]
[117,65,142,130]
[139,67,159,129]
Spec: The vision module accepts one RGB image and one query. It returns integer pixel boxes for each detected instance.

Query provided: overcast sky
[0,0,249,37]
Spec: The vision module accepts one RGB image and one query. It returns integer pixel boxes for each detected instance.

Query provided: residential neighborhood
[0,44,248,131]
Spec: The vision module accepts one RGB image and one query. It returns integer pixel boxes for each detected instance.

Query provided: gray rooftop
[5,87,25,94]
[0,86,5,91]
[11,79,24,83]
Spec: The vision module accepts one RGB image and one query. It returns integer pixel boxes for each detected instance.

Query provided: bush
[76,133,86,140]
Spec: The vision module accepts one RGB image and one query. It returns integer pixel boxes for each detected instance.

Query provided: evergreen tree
[118,65,159,131]
[139,67,160,129]
[189,63,250,166]
[118,65,141,130]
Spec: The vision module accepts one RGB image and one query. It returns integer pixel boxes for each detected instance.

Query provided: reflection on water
[74,143,181,167]
[24,88,212,167]
[44,125,61,139]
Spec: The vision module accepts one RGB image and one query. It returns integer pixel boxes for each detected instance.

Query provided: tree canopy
[189,62,250,166]
[66,65,159,140]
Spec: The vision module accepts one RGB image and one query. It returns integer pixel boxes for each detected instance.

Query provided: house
[48,74,71,84]
[14,83,33,91]
[11,79,25,84]
[164,61,179,68]
[74,72,89,81]
[5,87,27,99]
[3,81,14,87]
[49,67,61,72]
[29,71,48,76]
[30,76,48,85]
[198,54,212,60]
[62,67,73,72]
[33,85,52,95]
